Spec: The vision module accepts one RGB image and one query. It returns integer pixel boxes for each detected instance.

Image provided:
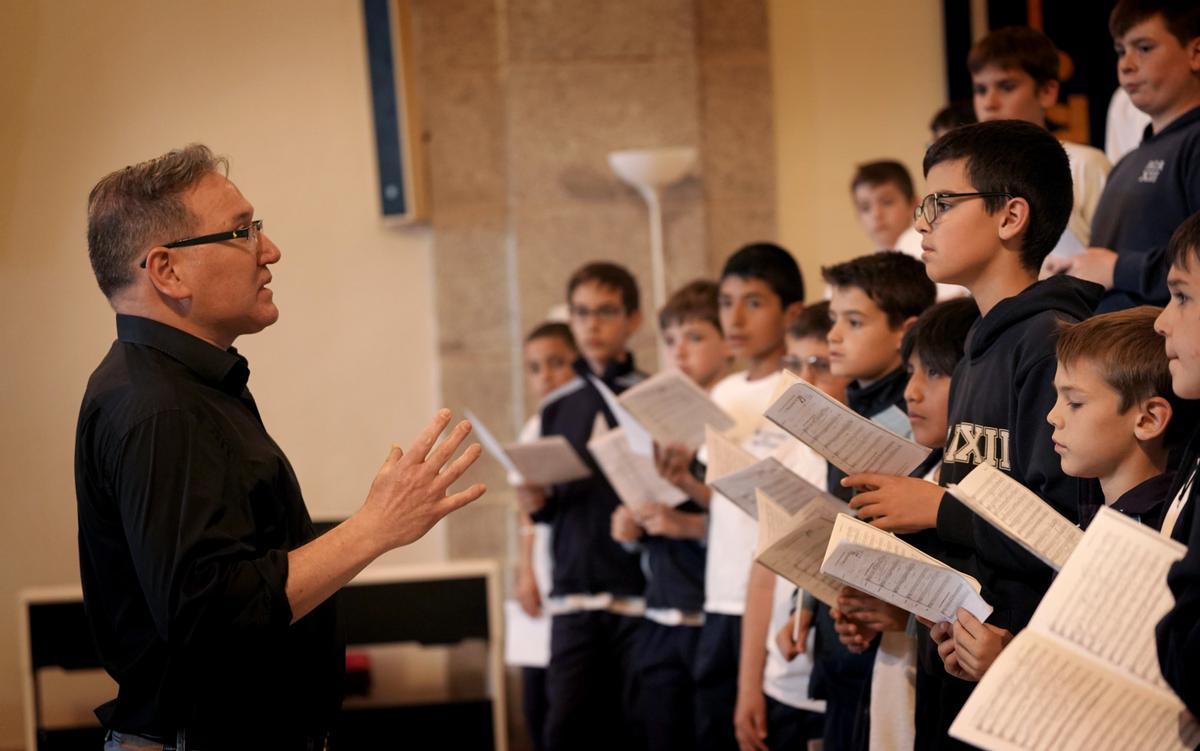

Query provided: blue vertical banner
[362,0,409,217]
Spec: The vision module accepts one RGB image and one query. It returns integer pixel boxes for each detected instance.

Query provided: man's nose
[259,233,281,264]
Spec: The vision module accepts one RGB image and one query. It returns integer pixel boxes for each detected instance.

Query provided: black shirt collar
[116,314,250,395]
[573,352,636,386]
[1112,471,1176,517]
[846,366,908,419]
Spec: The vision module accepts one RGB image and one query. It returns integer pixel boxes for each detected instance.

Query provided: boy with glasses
[518,262,648,751]
[840,120,1103,748]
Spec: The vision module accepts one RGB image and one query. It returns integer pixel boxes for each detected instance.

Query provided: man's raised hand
[362,409,487,553]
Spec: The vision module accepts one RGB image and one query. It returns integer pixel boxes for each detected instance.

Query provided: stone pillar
[407,1,777,745]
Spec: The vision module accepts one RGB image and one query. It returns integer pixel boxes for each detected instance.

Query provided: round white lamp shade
[607,147,697,192]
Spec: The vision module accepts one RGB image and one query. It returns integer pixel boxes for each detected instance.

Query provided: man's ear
[1133,395,1173,443]
[1186,35,1200,74]
[997,196,1031,245]
[144,246,192,303]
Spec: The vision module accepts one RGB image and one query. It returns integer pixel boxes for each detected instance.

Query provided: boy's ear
[1187,35,1200,73]
[627,308,643,335]
[1036,79,1060,111]
[784,300,805,326]
[996,196,1031,246]
[1133,396,1173,443]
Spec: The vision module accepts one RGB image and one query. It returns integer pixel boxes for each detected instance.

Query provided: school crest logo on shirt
[1138,159,1165,184]
[944,422,1011,470]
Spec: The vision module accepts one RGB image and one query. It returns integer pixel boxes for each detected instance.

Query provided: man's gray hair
[86,144,228,298]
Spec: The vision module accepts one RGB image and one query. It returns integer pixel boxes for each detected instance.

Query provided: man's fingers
[436,442,483,488]
[439,483,488,515]
[408,409,454,462]
[426,420,473,470]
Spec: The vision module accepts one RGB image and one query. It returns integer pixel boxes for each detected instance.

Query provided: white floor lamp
[607,146,698,369]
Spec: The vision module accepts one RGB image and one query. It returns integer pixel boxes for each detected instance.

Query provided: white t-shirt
[704,371,792,615]
[1048,140,1111,260]
[513,415,554,597]
[762,439,828,712]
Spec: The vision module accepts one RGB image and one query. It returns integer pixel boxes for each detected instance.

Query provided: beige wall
[769,0,947,293]
[0,0,952,745]
[0,1,444,745]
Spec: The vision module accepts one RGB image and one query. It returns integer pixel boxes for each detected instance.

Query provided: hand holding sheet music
[819,514,991,624]
[754,490,850,608]
[588,375,654,456]
[588,427,689,508]
[950,507,1199,751]
[617,370,735,450]
[948,462,1082,571]
[466,410,591,486]
[764,380,931,476]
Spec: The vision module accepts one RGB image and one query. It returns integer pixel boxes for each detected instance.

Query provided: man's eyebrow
[229,208,254,226]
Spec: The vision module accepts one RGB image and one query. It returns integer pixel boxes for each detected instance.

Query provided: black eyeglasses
[139,219,263,268]
[914,192,1012,225]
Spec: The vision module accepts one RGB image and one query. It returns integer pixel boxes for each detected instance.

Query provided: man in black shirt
[76,144,486,749]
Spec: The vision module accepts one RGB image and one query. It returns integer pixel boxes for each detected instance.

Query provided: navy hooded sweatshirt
[534,355,647,599]
[935,274,1103,633]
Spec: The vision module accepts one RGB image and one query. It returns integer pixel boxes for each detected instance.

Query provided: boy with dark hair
[512,321,578,751]
[968,26,1111,265]
[658,279,731,393]
[811,251,935,749]
[518,261,647,751]
[850,161,918,253]
[609,279,721,751]
[929,102,977,140]
[1155,211,1200,718]
[840,119,1103,749]
[696,243,805,751]
[831,297,980,751]
[1058,0,1200,311]
[847,161,967,301]
[735,302,844,751]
